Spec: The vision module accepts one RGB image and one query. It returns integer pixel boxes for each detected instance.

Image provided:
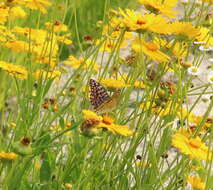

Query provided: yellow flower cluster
[0,61,28,80]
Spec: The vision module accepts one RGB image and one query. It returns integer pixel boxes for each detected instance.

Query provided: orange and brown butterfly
[89,79,121,114]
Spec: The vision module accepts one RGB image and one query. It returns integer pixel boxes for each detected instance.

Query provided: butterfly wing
[89,79,110,109]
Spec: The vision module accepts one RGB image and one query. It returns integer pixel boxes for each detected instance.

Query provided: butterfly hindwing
[89,79,110,109]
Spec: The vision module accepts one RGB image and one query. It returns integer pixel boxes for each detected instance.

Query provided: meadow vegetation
[0,0,213,189]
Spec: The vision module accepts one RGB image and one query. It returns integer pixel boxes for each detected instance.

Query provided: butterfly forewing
[89,79,110,109]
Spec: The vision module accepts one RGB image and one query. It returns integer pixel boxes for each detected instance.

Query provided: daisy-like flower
[9,6,26,19]
[0,3,9,24]
[132,37,170,62]
[57,33,72,45]
[119,9,171,34]
[195,27,213,47]
[14,0,52,14]
[187,66,201,76]
[45,21,68,33]
[81,110,133,137]
[169,22,200,39]
[0,26,16,42]
[0,151,18,160]
[138,0,178,18]
[82,110,103,122]
[3,40,29,52]
[102,24,133,41]
[207,73,213,84]
[100,78,130,89]
[199,45,213,51]
[97,38,128,52]
[187,176,206,190]
[172,130,213,161]
[63,56,99,72]
[0,61,28,80]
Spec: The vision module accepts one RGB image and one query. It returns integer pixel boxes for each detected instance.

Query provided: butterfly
[89,79,121,114]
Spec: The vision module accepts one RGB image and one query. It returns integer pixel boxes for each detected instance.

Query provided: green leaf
[59,117,65,129]
[40,153,51,183]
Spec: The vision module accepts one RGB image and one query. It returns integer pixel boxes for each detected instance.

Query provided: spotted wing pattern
[89,79,110,109]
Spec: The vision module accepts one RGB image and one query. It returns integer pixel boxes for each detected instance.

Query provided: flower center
[188,138,201,149]
[136,19,146,25]
[102,115,114,125]
[191,68,198,73]
[145,42,158,51]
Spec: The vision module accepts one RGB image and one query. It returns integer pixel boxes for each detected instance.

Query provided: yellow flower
[3,40,29,52]
[14,0,52,14]
[154,38,188,59]
[138,0,178,18]
[0,61,28,80]
[63,56,99,72]
[81,110,133,136]
[136,161,151,167]
[82,110,103,122]
[0,25,16,42]
[33,55,57,67]
[97,123,134,136]
[102,24,133,41]
[65,183,73,188]
[172,130,213,161]
[134,80,146,88]
[12,27,59,59]
[0,152,18,160]
[169,22,200,39]
[0,4,9,24]
[97,38,128,52]
[45,21,68,32]
[187,176,206,190]
[35,162,41,169]
[100,78,130,89]
[119,9,171,34]
[132,38,170,62]
[9,6,26,19]
[196,27,213,47]
[57,34,72,45]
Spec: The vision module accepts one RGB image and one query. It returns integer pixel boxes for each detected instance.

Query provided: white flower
[208,58,213,63]
[199,46,213,52]
[194,41,206,45]
[207,74,213,84]
[187,66,201,76]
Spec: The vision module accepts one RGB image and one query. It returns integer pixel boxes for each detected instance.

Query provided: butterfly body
[89,79,120,114]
